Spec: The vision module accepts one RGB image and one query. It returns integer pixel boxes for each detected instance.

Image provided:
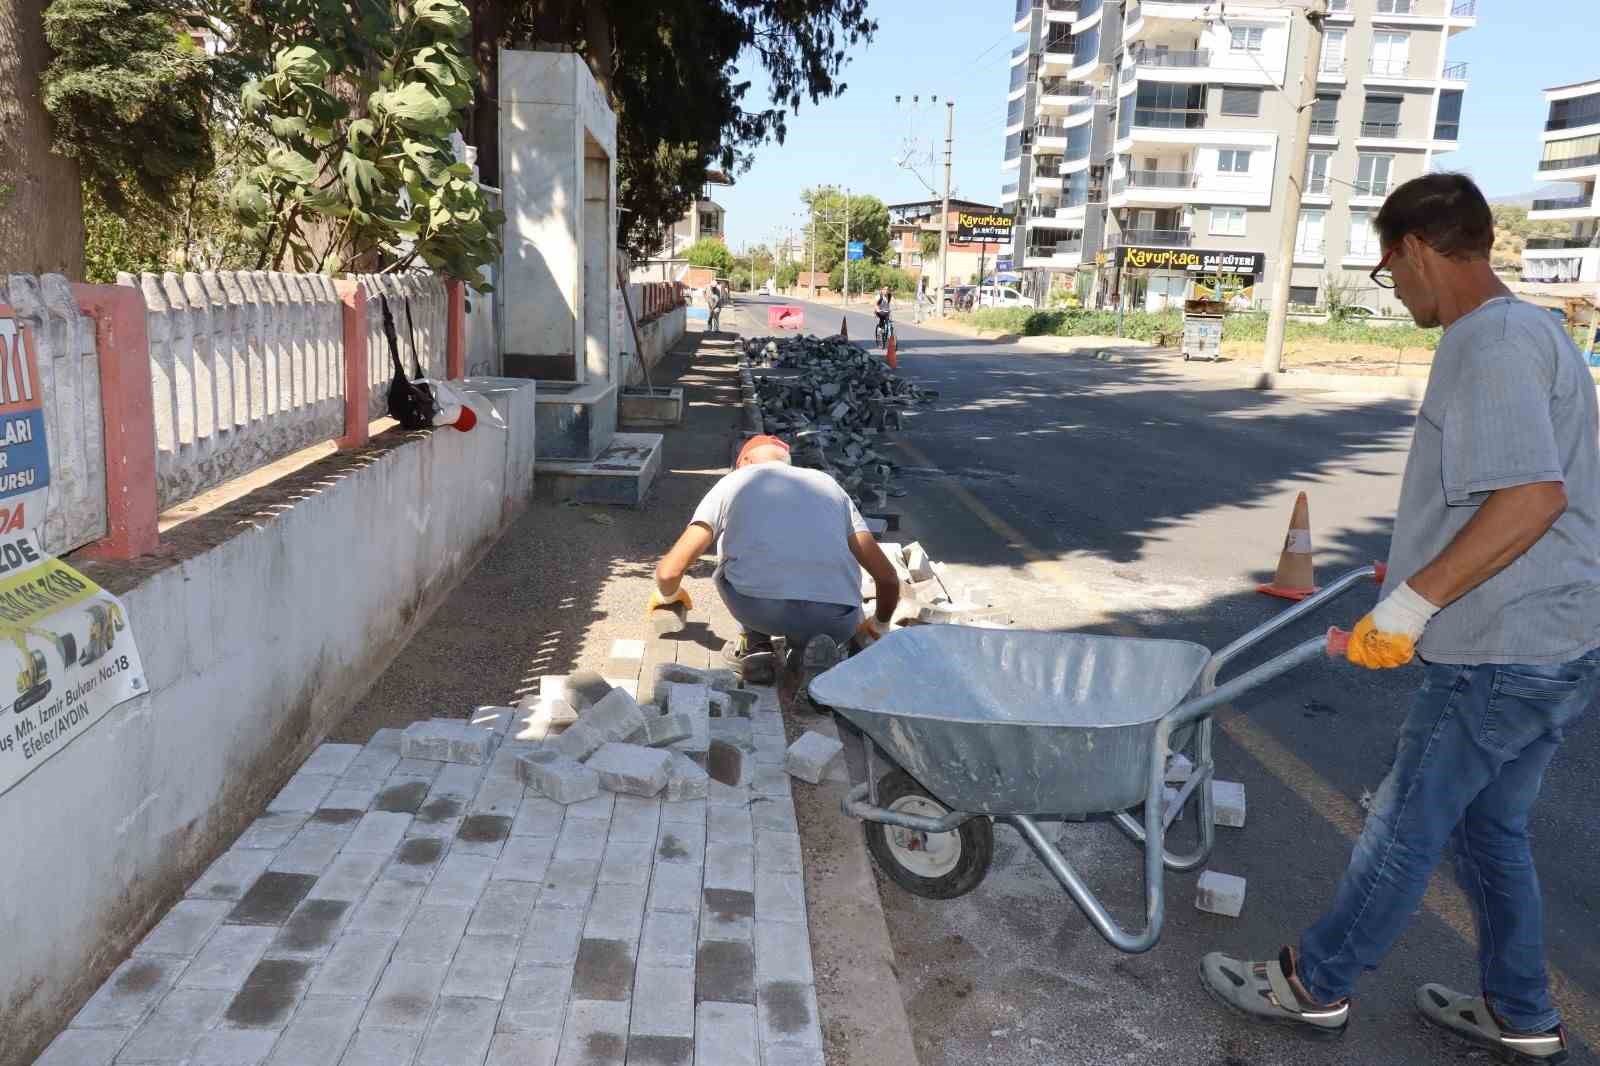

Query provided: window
[1376,0,1413,11]
[1320,28,1347,74]
[1306,152,1331,195]
[1230,26,1265,53]
[1289,284,1320,307]
[1369,33,1410,77]
[1361,95,1402,138]
[1541,134,1600,170]
[1435,90,1463,142]
[1210,206,1247,236]
[1221,88,1263,117]
[1355,155,1393,197]
[1547,91,1600,133]
[1296,209,1327,254]
[1134,83,1207,129]
[1312,93,1340,136]
[1217,149,1253,174]
[1348,210,1381,257]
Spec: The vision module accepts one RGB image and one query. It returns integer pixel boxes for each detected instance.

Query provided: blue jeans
[716,571,862,647]
[1296,650,1600,1031]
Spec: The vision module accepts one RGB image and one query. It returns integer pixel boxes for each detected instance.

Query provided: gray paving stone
[341,748,401,786]
[657,798,705,825]
[442,934,519,999]
[189,849,274,901]
[662,755,709,802]
[308,932,398,999]
[571,938,636,1002]
[606,795,662,844]
[637,911,696,970]
[321,782,382,812]
[338,1027,420,1066]
[549,720,606,762]
[519,750,601,806]
[344,811,414,855]
[598,839,654,886]
[699,890,754,944]
[565,670,616,713]
[116,987,229,1062]
[695,939,754,1005]
[33,1028,128,1066]
[629,965,693,1038]
[641,712,693,748]
[228,872,319,925]
[754,921,814,984]
[268,898,353,959]
[362,959,449,1031]
[424,853,496,908]
[653,822,704,867]
[385,834,448,885]
[309,852,387,902]
[565,792,615,822]
[781,733,842,784]
[372,778,433,816]
[750,767,791,799]
[236,813,311,850]
[395,903,472,964]
[694,1002,757,1066]
[368,728,406,752]
[401,719,503,767]
[134,899,232,958]
[347,879,423,935]
[760,1044,825,1066]
[517,905,585,967]
[752,732,787,768]
[470,770,529,816]
[754,870,806,926]
[554,817,610,863]
[702,844,753,893]
[583,688,648,744]
[494,833,557,883]
[748,800,797,835]
[176,925,276,992]
[645,863,701,915]
[469,880,541,937]
[267,772,339,813]
[416,995,499,1065]
[748,711,785,738]
[498,965,572,1034]
[453,813,513,857]
[704,807,751,846]
[485,1032,558,1066]
[224,956,314,1028]
[583,883,647,942]
[264,994,364,1065]
[557,1000,629,1066]
[431,762,489,800]
[538,860,600,909]
[511,794,566,838]
[269,825,349,876]
[187,1025,280,1064]
[392,757,446,780]
[470,706,521,736]
[756,981,821,1048]
[753,831,802,875]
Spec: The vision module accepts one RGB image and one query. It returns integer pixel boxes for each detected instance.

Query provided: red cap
[736,435,790,467]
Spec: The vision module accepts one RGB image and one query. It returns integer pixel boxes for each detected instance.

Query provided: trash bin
[1181,299,1225,362]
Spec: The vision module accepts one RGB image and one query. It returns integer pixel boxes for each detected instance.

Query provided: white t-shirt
[691,464,868,607]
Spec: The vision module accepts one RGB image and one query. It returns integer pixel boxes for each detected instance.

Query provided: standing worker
[707,282,724,333]
[1201,174,1600,1063]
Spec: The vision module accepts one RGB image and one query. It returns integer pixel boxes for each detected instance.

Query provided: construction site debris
[587,743,673,797]
[517,749,601,805]
[584,688,648,744]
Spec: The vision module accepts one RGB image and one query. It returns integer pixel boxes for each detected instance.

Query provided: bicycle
[874,315,894,348]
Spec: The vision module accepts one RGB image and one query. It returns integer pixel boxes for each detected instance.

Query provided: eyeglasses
[1371,249,1396,290]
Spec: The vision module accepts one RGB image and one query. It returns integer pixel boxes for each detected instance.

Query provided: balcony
[1134,107,1207,130]
[1039,77,1088,97]
[1546,110,1600,133]
[1541,153,1600,173]
[1531,196,1591,212]
[1526,237,1599,250]
[1027,239,1083,258]
[1442,61,1467,81]
[1128,169,1194,189]
[1353,178,1392,198]
[1135,48,1211,69]
[1002,181,1020,197]
[1359,121,1401,138]
[1114,228,1192,247]
[1311,119,1338,137]
[1368,58,1411,77]
[1045,0,1080,12]
[1451,0,1475,13]
[1434,121,1459,142]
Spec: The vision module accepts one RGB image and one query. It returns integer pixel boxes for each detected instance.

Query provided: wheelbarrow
[808,565,1382,954]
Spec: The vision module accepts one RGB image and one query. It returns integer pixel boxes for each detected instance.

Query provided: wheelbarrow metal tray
[810,626,1209,816]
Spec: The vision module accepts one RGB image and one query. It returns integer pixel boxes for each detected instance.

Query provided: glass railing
[1434,121,1459,141]
[1540,153,1600,171]
[1451,0,1476,13]
[1353,178,1391,197]
[1546,107,1600,132]
[1359,121,1401,138]
[1136,49,1211,68]
[1375,0,1413,12]
[1134,108,1207,129]
[1128,170,1194,188]
[1120,228,1192,246]
[1311,119,1337,136]
[1442,61,1467,80]
[1526,236,1600,250]
[1368,58,1410,76]
[1530,196,1591,212]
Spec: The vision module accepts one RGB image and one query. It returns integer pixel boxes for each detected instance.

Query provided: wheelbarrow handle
[1327,626,1352,658]
[1200,564,1380,694]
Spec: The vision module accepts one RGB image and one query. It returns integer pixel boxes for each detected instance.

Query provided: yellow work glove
[854,616,889,648]
[1346,582,1438,670]
[647,587,693,616]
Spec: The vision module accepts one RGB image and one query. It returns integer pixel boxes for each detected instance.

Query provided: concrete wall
[623,305,687,388]
[0,378,536,1065]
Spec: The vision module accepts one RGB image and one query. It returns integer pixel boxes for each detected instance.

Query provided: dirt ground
[1224,340,1435,376]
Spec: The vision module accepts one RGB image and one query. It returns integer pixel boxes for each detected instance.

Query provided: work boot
[1199,946,1350,1039]
[721,632,777,685]
[1416,985,1569,1063]
[798,635,844,713]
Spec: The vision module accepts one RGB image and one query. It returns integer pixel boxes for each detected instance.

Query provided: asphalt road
[742,295,1600,1066]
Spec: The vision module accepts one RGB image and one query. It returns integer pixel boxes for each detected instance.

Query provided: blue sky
[717,0,1598,252]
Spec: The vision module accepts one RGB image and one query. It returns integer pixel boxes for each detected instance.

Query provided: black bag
[381,294,437,430]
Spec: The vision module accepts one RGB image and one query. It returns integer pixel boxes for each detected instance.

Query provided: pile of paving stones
[742,333,937,504]
[868,539,1011,628]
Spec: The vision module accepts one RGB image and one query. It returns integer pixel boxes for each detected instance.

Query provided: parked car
[977,285,1030,309]
[942,285,976,311]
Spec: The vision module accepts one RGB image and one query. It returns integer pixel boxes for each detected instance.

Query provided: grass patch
[963,307,1442,351]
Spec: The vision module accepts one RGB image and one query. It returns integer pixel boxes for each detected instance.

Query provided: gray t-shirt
[1385,296,1600,665]
[691,464,868,607]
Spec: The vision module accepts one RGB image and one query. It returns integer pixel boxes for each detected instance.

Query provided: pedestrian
[1200,173,1600,1063]
[706,283,722,333]
[647,435,900,692]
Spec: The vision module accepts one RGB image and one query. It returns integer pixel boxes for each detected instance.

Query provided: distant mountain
[1490,185,1580,207]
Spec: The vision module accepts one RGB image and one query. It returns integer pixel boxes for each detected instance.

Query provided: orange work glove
[1345,582,1438,670]
[646,587,693,617]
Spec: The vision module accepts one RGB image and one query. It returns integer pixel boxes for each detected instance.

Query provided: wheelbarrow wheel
[864,770,993,900]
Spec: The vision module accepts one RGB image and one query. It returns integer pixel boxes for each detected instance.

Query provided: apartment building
[1523,79,1600,285]
[887,198,1005,283]
[1001,0,1475,312]
[632,171,733,282]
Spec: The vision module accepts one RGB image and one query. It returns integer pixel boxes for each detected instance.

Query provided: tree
[802,187,889,273]
[919,230,942,263]
[1,0,85,276]
[746,243,774,282]
[777,261,800,289]
[684,237,734,275]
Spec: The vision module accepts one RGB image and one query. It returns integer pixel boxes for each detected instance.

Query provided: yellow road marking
[903,440,1600,1044]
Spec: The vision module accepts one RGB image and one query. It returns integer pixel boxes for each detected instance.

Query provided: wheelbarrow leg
[1111,717,1217,873]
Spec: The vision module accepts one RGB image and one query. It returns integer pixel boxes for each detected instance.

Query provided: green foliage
[684,238,736,274]
[965,307,1443,350]
[777,261,801,289]
[802,188,890,272]
[824,260,914,296]
[1491,204,1569,271]
[918,231,942,262]
[41,0,217,209]
[232,0,501,283]
[1220,312,1442,350]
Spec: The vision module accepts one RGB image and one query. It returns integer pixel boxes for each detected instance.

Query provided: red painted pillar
[71,283,160,560]
[334,280,370,449]
[446,279,466,380]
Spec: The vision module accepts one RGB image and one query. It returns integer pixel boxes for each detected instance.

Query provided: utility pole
[1263,0,1329,374]
[843,186,851,307]
[938,99,955,316]
[810,214,818,300]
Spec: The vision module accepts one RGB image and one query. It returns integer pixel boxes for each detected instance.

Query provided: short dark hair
[1374,173,1494,259]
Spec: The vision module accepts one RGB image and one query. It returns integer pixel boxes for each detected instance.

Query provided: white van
[977,285,1030,309]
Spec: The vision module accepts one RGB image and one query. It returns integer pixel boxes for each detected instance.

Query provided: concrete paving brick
[494,834,557,884]
[362,958,449,1031]
[695,939,755,1005]
[308,933,397,999]
[70,956,181,1029]
[453,813,513,857]
[753,869,806,927]
[385,834,448,885]
[704,766,748,808]
[662,755,709,802]
[699,890,753,944]
[1196,869,1247,916]
[471,772,529,817]
[301,743,364,777]
[781,734,842,785]
[753,831,802,875]
[583,883,648,942]
[264,994,364,1066]
[512,794,567,837]
[309,852,387,902]
[228,871,319,925]
[431,762,490,800]
[583,689,648,745]
[566,792,615,822]
[134,899,233,958]
[321,780,382,812]
[658,797,705,825]
[177,926,276,991]
[237,813,311,850]
[1213,779,1247,828]
[653,822,704,867]
[704,807,752,845]
[498,964,573,1034]
[557,1000,629,1066]
[538,860,600,910]
[748,711,785,738]
[749,767,790,799]
[374,778,433,815]
[269,825,349,876]
[33,1028,128,1066]
[395,904,472,964]
[760,1044,825,1066]
[555,816,611,863]
[223,956,314,1028]
[473,705,521,736]
[469,880,541,937]
[517,905,585,967]
[607,795,662,843]
[367,728,406,753]
[754,921,814,985]
[549,720,607,763]
[638,911,697,970]
[486,1032,559,1066]
[640,713,692,749]
[571,938,636,1002]
[340,749,401,786]
[610,639,646,661]
[565,670,617,713]
[752,732,787,768]
[747,800,797,835]
[401,719,503,766]
[392,757,446,781]
[268,772,339,813]
[630,965,694,1038]
[424,853,496,908]
[756,981,820,1049]
[626,1035,699,1066]
[268,898,353,959]
[189,848,275,901]
[694,1002,757,1066]
[339,1027,420,1066]
[645,862,701,915]
[344,811,414,855]
[519,750,602,806]
[442,934,519,999]
[117,988,229,1062]
[598,839,654,886]
[187,1025,280,1064]
[347,879,423,935]
[702,844,753,893]
[416,995,499,1065]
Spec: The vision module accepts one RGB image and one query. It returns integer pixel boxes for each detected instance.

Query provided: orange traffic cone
[1258,491,1318,600]
[885,333,898,369]
[840,316,848,340]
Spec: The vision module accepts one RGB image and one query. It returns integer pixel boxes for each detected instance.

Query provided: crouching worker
[648,435,900,689]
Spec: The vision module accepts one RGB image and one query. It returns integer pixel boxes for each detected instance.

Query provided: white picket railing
[353,273,448,420]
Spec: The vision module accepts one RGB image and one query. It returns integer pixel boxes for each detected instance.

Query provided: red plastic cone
[885,333,898,369]
[1257,491,1318,600]
[840,316,848,340]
